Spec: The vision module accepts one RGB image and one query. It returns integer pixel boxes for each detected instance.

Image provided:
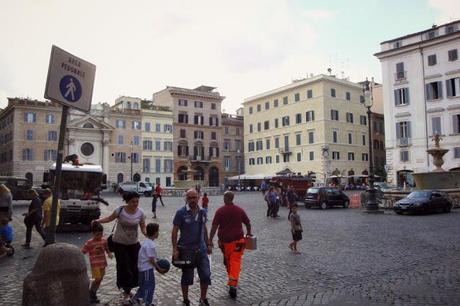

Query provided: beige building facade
[243,75,370,183]
[152,86,225,187]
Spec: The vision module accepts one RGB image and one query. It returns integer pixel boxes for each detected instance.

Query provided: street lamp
[237,149,241,191]
[362,77,382,213]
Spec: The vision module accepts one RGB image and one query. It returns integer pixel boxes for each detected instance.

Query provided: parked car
[0,176,33,200]
[304,187,350,209]
[393,190,452,214]
[117,181,152,196]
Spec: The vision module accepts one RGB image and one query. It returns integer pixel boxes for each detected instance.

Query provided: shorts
[91,266,105,280]
[292,230,302,241]
[181,251,211,286]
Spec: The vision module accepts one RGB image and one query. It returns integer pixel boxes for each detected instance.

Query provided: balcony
[394,71,407,81]
[397,138,411,147]
[279,148,292,155]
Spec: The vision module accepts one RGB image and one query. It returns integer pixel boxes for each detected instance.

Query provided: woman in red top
[155,183,164,207]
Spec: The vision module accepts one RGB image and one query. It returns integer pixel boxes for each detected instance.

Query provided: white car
[118,181,153,196]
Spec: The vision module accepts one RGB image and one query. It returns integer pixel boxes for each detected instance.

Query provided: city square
[1,191,460,306]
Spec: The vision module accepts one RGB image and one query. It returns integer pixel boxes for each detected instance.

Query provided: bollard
[22,243,90,306]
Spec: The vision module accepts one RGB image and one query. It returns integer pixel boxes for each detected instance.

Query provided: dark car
[0,176,33,200]
[393,190,452,215]
[304,187,350,209]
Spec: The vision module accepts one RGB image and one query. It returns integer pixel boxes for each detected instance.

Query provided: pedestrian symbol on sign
[59,75,82,102]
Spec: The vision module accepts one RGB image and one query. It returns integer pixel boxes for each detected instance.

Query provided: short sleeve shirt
[81,238,109,268]
[212,203,249,243]
[173,205,207,250]
[113,206,146,245]
[42,196,61,226]
[138,238,158,272]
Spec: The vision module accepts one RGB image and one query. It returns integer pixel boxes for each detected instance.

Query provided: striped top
[81,238,109,268]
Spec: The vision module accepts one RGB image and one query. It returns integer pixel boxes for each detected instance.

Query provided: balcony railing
[397,138,411,147]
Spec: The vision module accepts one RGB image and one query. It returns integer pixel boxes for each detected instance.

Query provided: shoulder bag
[172,210,203,269]
[107,206,123,252]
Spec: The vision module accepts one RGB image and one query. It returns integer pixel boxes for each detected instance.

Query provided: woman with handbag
[22,189,46,248]
[93,191,147,305]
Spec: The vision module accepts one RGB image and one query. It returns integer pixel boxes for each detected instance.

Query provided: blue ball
[157,258,170,273]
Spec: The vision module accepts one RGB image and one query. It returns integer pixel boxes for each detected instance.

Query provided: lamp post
[362,77,382,213]
[237,149,241,191]
[129,142,134,181]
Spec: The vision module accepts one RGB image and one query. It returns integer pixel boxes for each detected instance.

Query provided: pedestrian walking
[155,183,164,207]
[81,221,113,304]
[41,188,61,245]
[172,189,212,306]
[288,204,302,254]
[22,189,46,248]
[286,186,298,220]
[264,187,277,218]
[0,184,13,221]
[209,191,252,299]
[201,193,209,213]
[151,194,157,219]
[93,191,147,305]
[131,223,167,306]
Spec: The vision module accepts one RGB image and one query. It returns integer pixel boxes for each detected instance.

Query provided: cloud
[428,0,460,24]
[302,9,338,20]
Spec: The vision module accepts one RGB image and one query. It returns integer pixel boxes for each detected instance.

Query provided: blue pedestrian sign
[45,45,96,113]
[59,75,82,102]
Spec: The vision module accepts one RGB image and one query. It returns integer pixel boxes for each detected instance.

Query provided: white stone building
[375,20,460,186]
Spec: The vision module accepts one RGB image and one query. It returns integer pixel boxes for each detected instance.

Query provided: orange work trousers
[219,238,246,287]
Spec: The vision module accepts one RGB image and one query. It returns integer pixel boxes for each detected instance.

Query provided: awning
[227,174,273,180]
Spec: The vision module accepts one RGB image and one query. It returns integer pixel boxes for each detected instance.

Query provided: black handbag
[172,210,203,269]
[107,207,123,252]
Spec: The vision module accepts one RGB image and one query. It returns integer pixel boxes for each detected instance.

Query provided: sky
[0,0,459,114]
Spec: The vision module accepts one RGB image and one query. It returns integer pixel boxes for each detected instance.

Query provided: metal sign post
[44,45,95,244]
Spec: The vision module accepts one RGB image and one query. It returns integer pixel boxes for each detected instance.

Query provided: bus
[43,163,108,227]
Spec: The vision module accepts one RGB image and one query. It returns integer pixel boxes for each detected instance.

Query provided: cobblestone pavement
[1,192,460,306]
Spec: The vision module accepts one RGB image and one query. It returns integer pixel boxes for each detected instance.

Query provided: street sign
[45,45,96,113]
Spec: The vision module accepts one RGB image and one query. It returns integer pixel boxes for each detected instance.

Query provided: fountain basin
[412,171,460,189]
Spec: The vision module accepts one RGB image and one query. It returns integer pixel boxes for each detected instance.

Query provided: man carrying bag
[172,189,212,306]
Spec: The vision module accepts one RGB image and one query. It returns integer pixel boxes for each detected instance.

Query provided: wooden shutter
[447,79,453,97]
[426,84,432,100]
[404,88,410,105]
[454,115,459,134]
[396,123,401,139]
[407,122,412,138]
[437,81,443,98]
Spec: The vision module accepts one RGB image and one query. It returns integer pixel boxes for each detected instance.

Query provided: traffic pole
[45,104,68,245]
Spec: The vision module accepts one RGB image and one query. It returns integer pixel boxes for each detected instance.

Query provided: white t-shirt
[113,206,146,245]
[138,238,158,272]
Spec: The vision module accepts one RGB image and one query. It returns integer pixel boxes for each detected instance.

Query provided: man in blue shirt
[172,189,212,306]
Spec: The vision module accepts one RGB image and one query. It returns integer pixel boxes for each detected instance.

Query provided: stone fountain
[412,134,460,189]
[174,159,205,189]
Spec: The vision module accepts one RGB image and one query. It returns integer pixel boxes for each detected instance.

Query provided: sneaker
[89,292,100,304]
[229,286,237,299]
[199,298,210,306]
[183,299,191,306]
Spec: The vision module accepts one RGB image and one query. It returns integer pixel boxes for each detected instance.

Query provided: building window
[394,88,410,106]
[297,152,301,161]
[264,121,270,130]
[306,111,315,122]
[180,129,186,138]
[362,134,366,146]
[194,101,203,108]
[333,131,338,143]
[266,139,270,150]
[211,131,217,140]
[224,157,231,170]
[116,119,125,128]
[178,113,188,123]
[155,140,161,151]
[283,96,288,105]
[143,140,153,151]
[283,154,290,163]
[209,116,219,126]
[330,88,336,97]
[257,122,261,132]
[332,151,340,160]
[296,113,302,124]
[452,114,460,134]
[427,54,437,66]
[396,121,411,139]
[360,115,367,125]
[224,140,230,151]
[194,114,204,125]
[145,122,151,131]
[275,155,280,163]
[346,112,354,123]
[256,140,263,151]
[348,152,355,161]
[396,62,405,80]
[400,150,409,162]
[454,147,460,158]
[118,135,124,145]
[26,130,33,140]
[257,104,261,112]
[274,99,279,108]
[275,137,280,148]
[143,158,150,173]
[164,159,173,173]
[132,136,140,146]
[331,110,339,121]
[266,156,272,164]
[248,142,255,152]
[194,130,204,139]
[178,99,188,106]
[448,49,458,62]
[131,152,139,163]
[249,124,253,133]
[294,93,300,102]
[282,116,290,126]
[360,95,365,103]
[249,107,253,114]
[446,77,460,97]
[164,124,172,133]
[348,133,353,144]
[164,141,173,152]
[132,121,141,130]
[296,134,301,145]
[46,114,55,124]
[431,117,442,135]
[115,152,126,163]
[309,151,314,160]
[307,90,313,99]
[47,131,57,141]
[257,157,263,165]
[236,128,240,136]
[224,127,229,135]
[265,102,270,110]
[274,118,279,128]
[24,112,36,123]
[426,81,443,100]
[284,135,289,151]
[346,92,351,101]
[155,158,161,172]
[308,131,314,144]
[362,153,368,161]
[426,30,437,39]
[249,158,255,165]
[211,103,216,110]
[44,149,57,161]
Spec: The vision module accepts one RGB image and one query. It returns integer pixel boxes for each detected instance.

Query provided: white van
[117,181,153,196]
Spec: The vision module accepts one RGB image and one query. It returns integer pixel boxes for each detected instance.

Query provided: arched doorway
[347,169,355,185]
[209,167,219,187]
[133,173,141,182]
[25,172,33,184]
[194,166,204,181]
[177,166,188,181]
[117,173,124,183]
[397,170,414,188]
